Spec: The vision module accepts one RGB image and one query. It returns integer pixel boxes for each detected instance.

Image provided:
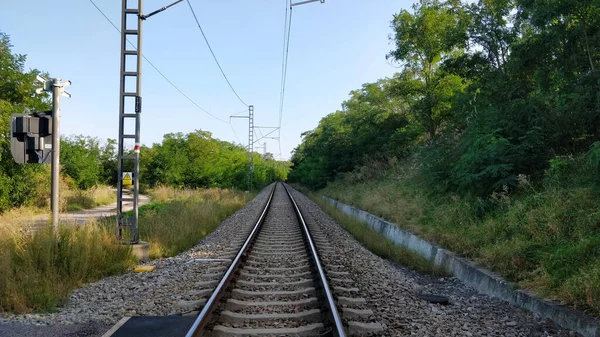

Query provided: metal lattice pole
[248,105,254,191]
[116,0,143,243]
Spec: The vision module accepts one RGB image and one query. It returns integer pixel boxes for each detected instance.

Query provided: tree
[388,0,468,139]
[60,135,102,189]
[0,32,51,212]
[99,139,118,185]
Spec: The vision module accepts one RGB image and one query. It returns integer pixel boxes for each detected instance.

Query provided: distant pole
[230,105,256,191]
[248,105,254,191]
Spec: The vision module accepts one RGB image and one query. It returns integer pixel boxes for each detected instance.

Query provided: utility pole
[248,105,254,191]
[116,0,182,244]
[51,78,67,235]
[255,142,266,155]
[35,76,71,236]
[231,105,255,191]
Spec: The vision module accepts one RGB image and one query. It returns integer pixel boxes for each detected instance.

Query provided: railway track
[184,182,344,336]
[107,182,382,336]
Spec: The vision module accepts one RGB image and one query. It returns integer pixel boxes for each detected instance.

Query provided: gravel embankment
[0,185,273,337]
[288,186,578,337]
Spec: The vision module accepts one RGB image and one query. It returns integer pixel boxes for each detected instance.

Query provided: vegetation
[139,131,288,191]
[290,0,600,191]
[139,186,249,258]
[0,222,135,313]
[320,156,600,315]
[290,0,600,316]
[0,32,52,212]
[299,186,447,276]
[0,187,247,313]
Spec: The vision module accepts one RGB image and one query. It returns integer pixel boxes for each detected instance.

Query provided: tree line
[0,32,287,213]
[290,0,600,195]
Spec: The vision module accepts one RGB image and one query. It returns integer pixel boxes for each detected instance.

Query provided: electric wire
[88,0,229,124]
[229,122,242,144]
[277,0,293,157]
[186,0,249,107]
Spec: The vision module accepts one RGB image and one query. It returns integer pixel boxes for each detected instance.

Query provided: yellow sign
[123,172,133,186]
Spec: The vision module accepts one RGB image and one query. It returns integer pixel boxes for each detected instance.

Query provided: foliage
[140,130,288,191]
[0,32,51,212]
[320,155,600,316]
[291,0,600,196]
[289,78,418,188]
[290,0,600,316]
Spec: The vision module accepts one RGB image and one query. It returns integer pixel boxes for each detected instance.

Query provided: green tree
[60,135,102,189]
[388,0,468,139]
[0,32,51,212]
[99,138,118,185]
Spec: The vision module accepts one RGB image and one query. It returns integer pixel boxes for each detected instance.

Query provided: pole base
[131,241,149,260]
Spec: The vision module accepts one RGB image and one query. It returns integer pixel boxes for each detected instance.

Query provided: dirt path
[22,190,151,229]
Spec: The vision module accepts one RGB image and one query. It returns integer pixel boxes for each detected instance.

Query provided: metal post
[116,0,143,243]
[50,78,61,235]
[133,0,144,243]
[248,105,254,191]
[115,0,181,243]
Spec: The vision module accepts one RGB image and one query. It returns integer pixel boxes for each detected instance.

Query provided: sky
[1,0,412,160]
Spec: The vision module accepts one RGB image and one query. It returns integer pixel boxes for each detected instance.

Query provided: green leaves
[289,78,416,188]
[292,0,600,199]
[0,32,51,212]
[139,130,287,190]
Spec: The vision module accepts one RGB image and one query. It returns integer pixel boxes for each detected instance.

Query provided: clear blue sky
[1,0,411,159]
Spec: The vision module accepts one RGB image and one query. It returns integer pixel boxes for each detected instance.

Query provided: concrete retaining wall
[322,196,599,337]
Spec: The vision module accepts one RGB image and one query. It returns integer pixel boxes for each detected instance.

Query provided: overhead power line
[279,6,293,129]
[88,0,229,124]
[277,1,294,156]
[186,0,249,107]
[229,122,242,144]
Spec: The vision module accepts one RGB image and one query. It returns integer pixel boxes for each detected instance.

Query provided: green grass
[298,187,447,277]
[318,157,600,317]
[0,186,250,314]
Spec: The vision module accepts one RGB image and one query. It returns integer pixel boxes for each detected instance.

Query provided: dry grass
[0,186,249,314]
[142,186,250,258]
[0,185,116,225]
[0,222,135,313]
[62,185,115,212]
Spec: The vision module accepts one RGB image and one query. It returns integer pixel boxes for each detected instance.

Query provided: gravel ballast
[0,183,580,336]
[288,185,578,337]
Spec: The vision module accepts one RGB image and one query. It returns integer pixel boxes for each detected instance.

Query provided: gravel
[211,184,323,332]
[0,185,273,337]
[0,183,580,336]
[288,185,579,337]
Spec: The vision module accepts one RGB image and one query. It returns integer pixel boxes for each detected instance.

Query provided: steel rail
[185,183,277,337]
[282,183,346,337]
